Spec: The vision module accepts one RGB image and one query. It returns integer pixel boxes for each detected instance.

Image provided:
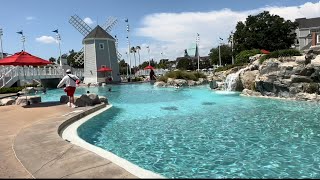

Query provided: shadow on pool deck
[22,101,62,108]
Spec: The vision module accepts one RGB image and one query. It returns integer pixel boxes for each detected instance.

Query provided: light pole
[0,28,3,59]
[230,31,234,65]
[218,37,223,66]
[125,18,132,77]
[196,33,200,71]
[146,46,151,66]
[115,35,120,76]
[125,52,129,78]
[53,29,62,66]
[17,31,25,51]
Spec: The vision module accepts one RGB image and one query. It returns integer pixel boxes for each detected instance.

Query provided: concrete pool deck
[0,102,137,178]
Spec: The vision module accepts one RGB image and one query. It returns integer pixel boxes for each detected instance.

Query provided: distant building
[294,17,320,51]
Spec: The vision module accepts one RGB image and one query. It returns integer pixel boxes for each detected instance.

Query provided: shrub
[157,75,168,83]
[235,49,261,64]
[259,49,301,64]
[157,70,206,81]
[131,77,143,82]
[215,63,248,72]
[304,83,319,94]
[0,87,24,94]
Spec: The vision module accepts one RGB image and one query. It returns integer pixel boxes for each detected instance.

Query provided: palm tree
[136,46,141,75]
[130,46,137,75]
[136,46,141,67]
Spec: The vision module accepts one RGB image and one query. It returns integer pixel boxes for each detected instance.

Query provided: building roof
[295,17,320,29]
[83,25,115,40]
[187,43,198,57]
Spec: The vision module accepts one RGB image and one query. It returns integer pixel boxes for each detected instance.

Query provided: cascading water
[225,66,251,91]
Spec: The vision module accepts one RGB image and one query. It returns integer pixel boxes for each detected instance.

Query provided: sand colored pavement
[0,102,71,178]
[0,102,137,179]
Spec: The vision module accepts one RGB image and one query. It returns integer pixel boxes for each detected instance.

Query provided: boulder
[209,80,218,89]
[241,89,262,97]
[311,55,320,67]
[295,92,318,101]
[154,81,166,87]
[0,98,16,106]
[16,95,41,106]
[240,70,259,90]
[294,55,307,64]
[60,95,69,104]
[290,75,312,83]
[21,87,36,94]
[88,93,101,105]
[187,80,195,86]
[99,96,108,104]
[166,78,175,86]
[174,79,187,86]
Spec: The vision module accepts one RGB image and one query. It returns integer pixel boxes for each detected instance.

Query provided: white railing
[0,66,65,88]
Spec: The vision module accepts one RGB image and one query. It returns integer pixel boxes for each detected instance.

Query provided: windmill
[69,14,122,83]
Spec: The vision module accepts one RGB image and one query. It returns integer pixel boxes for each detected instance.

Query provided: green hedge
[235,49,261,64]
[259,49,301,64]
[215,63,248,72]
[157,70,206,82]
[0,87,24,94]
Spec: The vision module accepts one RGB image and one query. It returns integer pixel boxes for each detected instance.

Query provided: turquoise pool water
[43,84,320,178]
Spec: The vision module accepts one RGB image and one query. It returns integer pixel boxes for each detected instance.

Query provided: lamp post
[196,33,200,71]
[146,46,151,66]
[125,52,129,78]
[115,35,121,79]
[230,31,234,65]
[16,30,25,51]
[218,37,223,66]
[125,18,132,77]
[52,29,62,66]
[0,28,3,59]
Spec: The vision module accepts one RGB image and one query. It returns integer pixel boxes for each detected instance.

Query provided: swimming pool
[43,84,320,178]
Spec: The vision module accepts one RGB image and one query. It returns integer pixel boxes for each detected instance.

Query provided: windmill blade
[102,17,118,33]
[73,48,84,65]
[69,14,92,36]
[117,51,122,61]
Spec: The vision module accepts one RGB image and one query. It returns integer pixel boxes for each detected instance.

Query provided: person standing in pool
[149,69,156,84]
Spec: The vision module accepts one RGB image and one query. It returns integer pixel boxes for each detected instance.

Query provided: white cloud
[134,1,320,62]
[83,17,95,25]
[26,16,36,21]
[36,36,58,44]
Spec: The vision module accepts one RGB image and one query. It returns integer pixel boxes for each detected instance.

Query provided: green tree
[208,45,232,65]
[67,49,84,68]
[176,58,194,70]
[49,57,56,63]
[135,46,141,69]
[233,11,298,53]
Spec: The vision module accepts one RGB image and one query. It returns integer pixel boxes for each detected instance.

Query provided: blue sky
[0,0,319,63]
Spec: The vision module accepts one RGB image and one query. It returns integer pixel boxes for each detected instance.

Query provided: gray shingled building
[82,25,120,84]
[294,17,320,51]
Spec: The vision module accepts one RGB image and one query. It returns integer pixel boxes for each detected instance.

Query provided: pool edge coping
[60,104,166,179]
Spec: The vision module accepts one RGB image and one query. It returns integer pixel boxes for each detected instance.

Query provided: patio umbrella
[97,67,112,82]
[144,65,154,70]
[0,51,52,66]
[97,67,112,72]
[0,51,51,105]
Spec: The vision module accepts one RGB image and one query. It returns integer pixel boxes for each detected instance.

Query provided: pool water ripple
[42,84,320,178]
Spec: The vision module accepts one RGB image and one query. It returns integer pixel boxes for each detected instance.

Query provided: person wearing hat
[57,69,80,108]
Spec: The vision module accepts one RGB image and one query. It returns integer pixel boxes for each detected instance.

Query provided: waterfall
[225,66,251,91]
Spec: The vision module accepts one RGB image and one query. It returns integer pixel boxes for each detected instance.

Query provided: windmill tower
[69,15,122,84]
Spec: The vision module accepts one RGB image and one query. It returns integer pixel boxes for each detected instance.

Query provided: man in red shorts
[57,69,80,108]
